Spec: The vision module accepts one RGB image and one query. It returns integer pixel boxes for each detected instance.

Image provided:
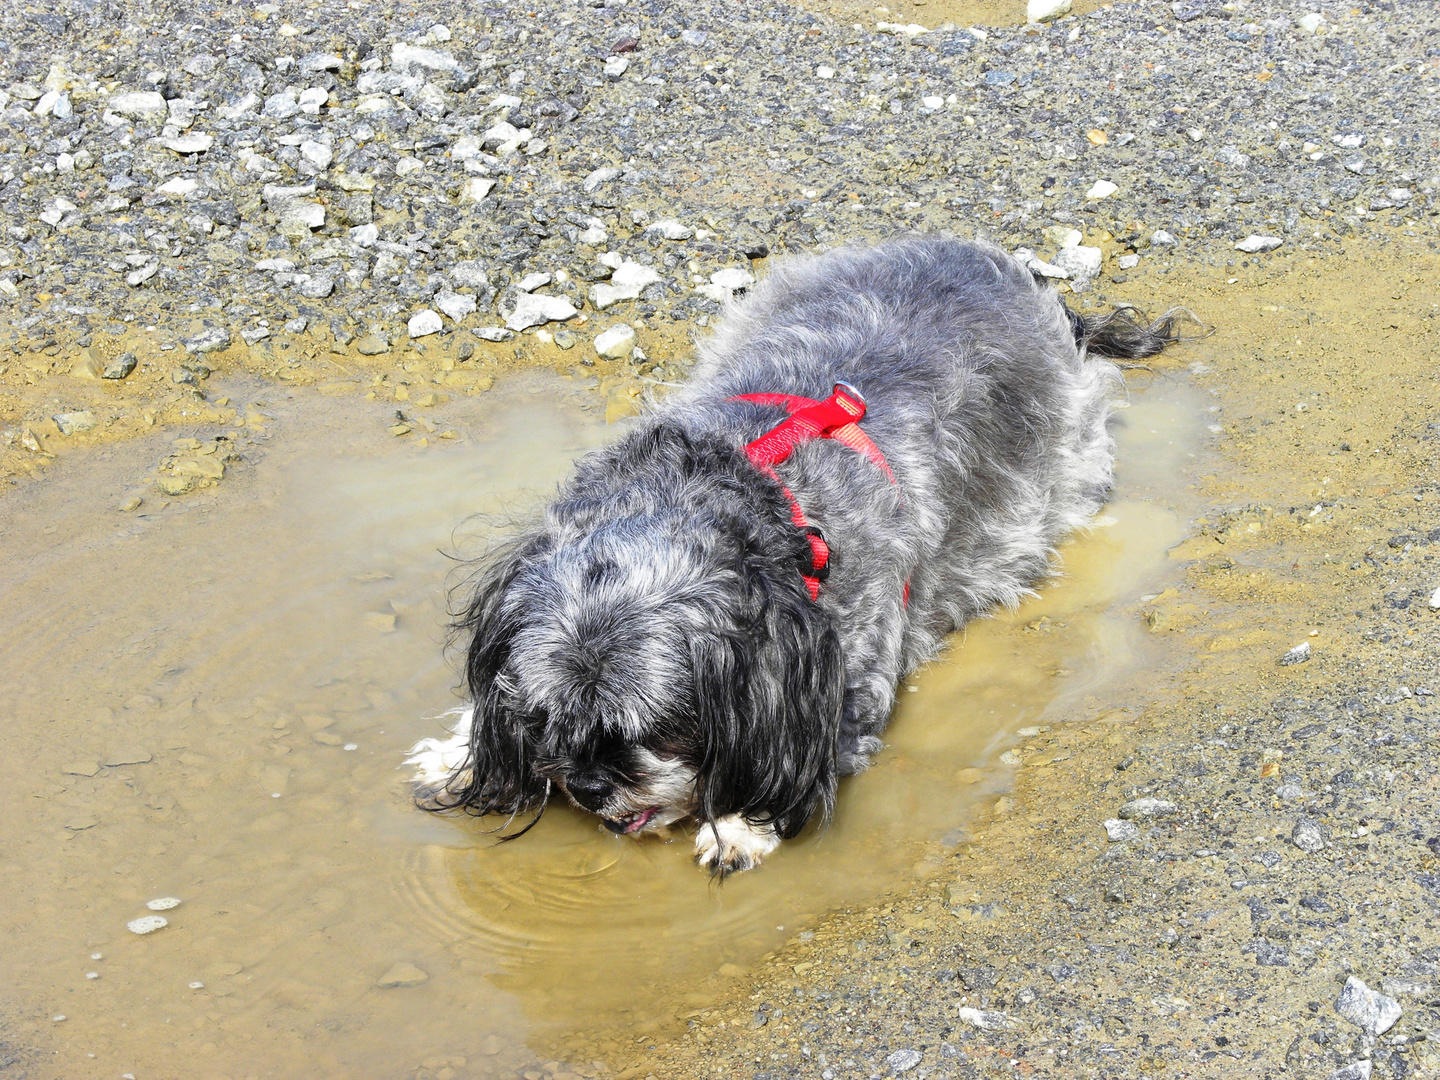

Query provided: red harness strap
[732,383,901,602]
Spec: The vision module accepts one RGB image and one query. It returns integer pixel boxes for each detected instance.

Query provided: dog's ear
[692,573,845,840]
[431,532,552,824]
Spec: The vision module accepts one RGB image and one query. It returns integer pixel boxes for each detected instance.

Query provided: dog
[406,234,1181,875]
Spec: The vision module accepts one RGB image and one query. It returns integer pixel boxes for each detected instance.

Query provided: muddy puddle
[0,369,1204,1078]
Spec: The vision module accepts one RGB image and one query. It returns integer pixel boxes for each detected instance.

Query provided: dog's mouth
[602,807,658,835]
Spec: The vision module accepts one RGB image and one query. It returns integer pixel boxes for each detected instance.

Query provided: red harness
[732,383,899,602]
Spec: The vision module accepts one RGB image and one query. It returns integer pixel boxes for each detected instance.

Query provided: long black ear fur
[425,532,552,827]
[691,549,845,841]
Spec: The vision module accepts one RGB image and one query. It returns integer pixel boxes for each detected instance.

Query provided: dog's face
[437,428,848,844]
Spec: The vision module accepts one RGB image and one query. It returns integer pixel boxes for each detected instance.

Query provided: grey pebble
[883,1048,922,1073]
[1335,976,1401,1036]
[1279,641,1312,666]
[1291,817,1327,853]
[1117,797,1177,820]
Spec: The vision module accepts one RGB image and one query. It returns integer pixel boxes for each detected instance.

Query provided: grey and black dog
[406,234,1182,875]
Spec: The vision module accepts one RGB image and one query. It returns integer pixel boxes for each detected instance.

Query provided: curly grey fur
[427,234,1179,861]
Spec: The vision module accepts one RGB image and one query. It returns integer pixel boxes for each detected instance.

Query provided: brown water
[0,371,1202,1078]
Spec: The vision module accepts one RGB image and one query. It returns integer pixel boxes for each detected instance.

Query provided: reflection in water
[0,375,1201,1077]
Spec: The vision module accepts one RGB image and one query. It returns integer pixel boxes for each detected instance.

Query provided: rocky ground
[2,0,1440,1078]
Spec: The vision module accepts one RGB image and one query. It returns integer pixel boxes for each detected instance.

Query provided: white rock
[710,267,755,291]
[644,219,692,241]
[182,327,230,354]
[1043,225,1083,249]
[816,65,836,80]
[255,258,297,273]
[127,915,168,935]
[604,56,630,78]
[1014,248,1070,279]
[277,201,325,234]
[1151,229,1179,247]
[460,177,496,203]
[1118,797,1178,820]
[108,91,168,122]
[146,897,182,911]
[1103,818,1139,842]
[125,261,159,286]
[1279,641,1312,665]
[956,1007,1014,1030]
[1429,585,1440,610]
[297,87,328,114]
[390,44,461,73]
[516,272,553,293]
[474,327,513,342]
[35,90,62,116]
[1086,179,1118,200]
[155,177,198,197]
[1027,0,1072,22]
[434,291,476,322]
[1296,12,1324,34]
[161,133,214,155]
[300,140,332,170]
[505,292,578,332]
[450,261,490,291]
[876,21,929,36]
[1118,254,1140,269]
[488,93,522,111]
[583,167,622,193]
[219,92,261,119]
[53,410,98,435]
[590,261,663,310]
[1235,235,1283,254]
[350,224,379,247]
[579,225,608,245]
[1335,976,1401,1036]
[407,309,443,338]
[594,323,638,359]
[1051,244,1102,282]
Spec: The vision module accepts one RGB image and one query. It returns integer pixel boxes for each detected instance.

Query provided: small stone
[408,310,443,338]
[102,353,137,380]
[460,177,496,203]
[884,1048,923,1072]
[504,292,578,332]
[126,261,159,286]
[1150,230,1179,247]
[921,95,944,109]
[1103,818,1139,842]
[108,90,168,122]
[816,65,836,79]
[355,334,390,355]
[594,324,638,360]
[182,327,230,354]
[582,167,621,193]
[1085,179,1118,199]
[53,410,98,435]
[160,133,214,155]
[146,897,182,911]
[434,291,477,322]
[604,55,630,78]
[955,1007,1014,1030]
[1235,235,1283,254]
[1291,817,1327,853]
[376,962,428,988]
[1296,12,1325,34]
[553,330,577,350]
[1327,1063,1371,1080]
[1279,641,1312,666]
[516,272,553,293]
[1427,585,1440,610]
[156,177,198,198]
[1118,798,1177,820]
[299,140,332,170]
[1027,0,1073,22]
[1118,254,1140,270]
[590,261,662,309]
[1052,245,1103,283]
[449,261,491,291]
[1335,976,1401,1036]
[127,915,168,935]
[644,219,692,241]
[240,327,271,345]
[474,327,513,343]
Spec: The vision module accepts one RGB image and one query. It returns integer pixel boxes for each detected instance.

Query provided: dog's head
[434,427,845,843]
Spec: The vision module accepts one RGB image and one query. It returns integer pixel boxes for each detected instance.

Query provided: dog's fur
[407,234,1181,874]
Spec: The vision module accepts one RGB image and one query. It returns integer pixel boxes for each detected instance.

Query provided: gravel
[1,0,1435,364]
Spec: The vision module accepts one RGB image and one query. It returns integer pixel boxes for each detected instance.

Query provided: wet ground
[1,292,1205,1077]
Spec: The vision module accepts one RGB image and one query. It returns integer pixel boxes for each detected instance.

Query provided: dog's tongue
[620,807,657,834]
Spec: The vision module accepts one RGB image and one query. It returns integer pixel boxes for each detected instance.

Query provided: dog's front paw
[694,814,781,877]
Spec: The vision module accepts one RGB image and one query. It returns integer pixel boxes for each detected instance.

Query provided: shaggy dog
[406,234,1180,875]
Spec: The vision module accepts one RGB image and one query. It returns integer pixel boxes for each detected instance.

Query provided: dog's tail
[1065,304,1199,360]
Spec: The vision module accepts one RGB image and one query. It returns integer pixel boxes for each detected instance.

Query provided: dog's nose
[565,773,613,812]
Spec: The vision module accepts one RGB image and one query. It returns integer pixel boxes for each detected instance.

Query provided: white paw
[694,814,781,877]
[403,707,474,800]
